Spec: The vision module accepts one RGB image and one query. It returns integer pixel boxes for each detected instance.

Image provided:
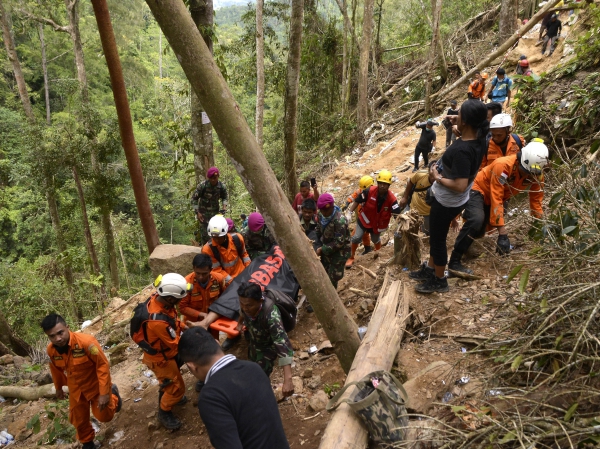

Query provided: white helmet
[489,113,513,129]
[207,215,228,237]
[520,139,549,175]
[154,273,190,299]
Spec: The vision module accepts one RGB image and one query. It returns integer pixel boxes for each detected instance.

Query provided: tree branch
[18,9,70,33]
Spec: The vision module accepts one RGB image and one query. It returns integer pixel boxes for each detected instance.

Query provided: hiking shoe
[175,395,188,406]
[415,276,449,294]
[158,408,182,430]
[362,246,373,255]
[195,381,205,393]
[448,260,473,275]
[412,168,418,173]
[409,262,434,281]
[221,335,241,351]
[82,442,100,449]
[306,303,314,313]
[112,384,122,413]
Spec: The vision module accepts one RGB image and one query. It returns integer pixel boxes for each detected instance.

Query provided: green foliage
[27,400,75,444]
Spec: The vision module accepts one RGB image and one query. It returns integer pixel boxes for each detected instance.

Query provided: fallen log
[374,65,422,109]
[0,384,68,401]
[319,274,410,448]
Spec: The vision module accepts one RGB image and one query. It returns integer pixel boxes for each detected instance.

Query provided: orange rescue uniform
[473,154,544,227]
[47,332,119,444]
[468,79,486,100]
[180,271,225,322]
[202,233,251,285]
[480,134,525,169]
[142,293,185,412]
[346,189,371,248]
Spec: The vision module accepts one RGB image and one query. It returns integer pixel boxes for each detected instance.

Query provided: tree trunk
[0,312,32,357]
[0,384,65,401]
[424,0,442,116]
[65,0,88,102]
[91,0,160,255]
[158,29,163,78]
[340,0,348,116]
[101,207,120,294]
[357,0,374,134]
[255,0,265,150]
[38,24,51,124]
[72,166,106,306]
[143,0,361,373]
[282,0,303,203]
[190,0,215,183]
[319,276,409,448]
[45,176,82,321]
[0,0,34,122]
[499,0,518,41]
[431,0,562,103]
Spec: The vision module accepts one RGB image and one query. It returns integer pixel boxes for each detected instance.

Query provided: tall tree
[282,0,304,202]
[424,0,442,116]
[0,0,34,122]
[357,0,374,133]
[37,24,51,124]
[189,0,215,183]
[144,0,361,373]
[499,0,518,40]
[255,0,265,150]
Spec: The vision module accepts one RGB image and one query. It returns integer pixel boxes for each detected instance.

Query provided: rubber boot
[361,234,372,255]
[374,241,382,251]
[158,408,182,430]
[112,384,122,413]
[345,243,359,268]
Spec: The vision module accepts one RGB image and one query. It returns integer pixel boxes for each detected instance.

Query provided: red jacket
[358,186,398,233]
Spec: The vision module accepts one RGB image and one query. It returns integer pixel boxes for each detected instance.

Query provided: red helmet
[519,59,529,67]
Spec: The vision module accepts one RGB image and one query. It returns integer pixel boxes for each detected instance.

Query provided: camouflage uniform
[301,216,322,252]
[242,305,294,376]
[243,226,277,260]
[316,207,350,288]
[190,180,228,245]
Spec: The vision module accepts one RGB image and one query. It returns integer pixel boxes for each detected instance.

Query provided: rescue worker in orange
[201,215,251,286]
[343,175,375,256]
[42,314,122,449]
[143,273,191,430]
[468,71,487,101]
[480,113,526,169]
[449,141,549,275]
[345,170,401,267]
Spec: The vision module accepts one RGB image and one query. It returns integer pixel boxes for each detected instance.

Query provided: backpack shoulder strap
[511,133,523,150]
[210,244,222,266]
[260,294,275,329]
[149,312,176,330]
[485,134,492,157]
[231,233,244,257]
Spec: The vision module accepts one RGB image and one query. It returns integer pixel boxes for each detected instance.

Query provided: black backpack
[130,297,177,358]
[485,133,523,158]
[209,233,245,266]
[261,289,297,333]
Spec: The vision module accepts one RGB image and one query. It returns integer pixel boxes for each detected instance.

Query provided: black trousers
[452,190,490,259]
[414,146,429,169]
[429,196,466,267]
[445,127,456,148]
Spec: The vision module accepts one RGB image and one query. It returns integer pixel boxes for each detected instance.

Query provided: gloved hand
[496,234,511,255]
[345,211,352,223]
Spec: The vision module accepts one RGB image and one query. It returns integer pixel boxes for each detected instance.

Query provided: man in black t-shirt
[413,119,438,172]
[179,327,290,449]
[541,14,562,57]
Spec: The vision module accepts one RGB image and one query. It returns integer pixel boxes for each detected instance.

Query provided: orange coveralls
[201,233,251,285]
[346,189,371,248]
[142,294,185,412]
[180,271,226,322]
[473,154,544,227]
[47,332,118,444]
[468,79,486,100]
[481,134,526,169]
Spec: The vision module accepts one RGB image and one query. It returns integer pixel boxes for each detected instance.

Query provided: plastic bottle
[0,431,12,441]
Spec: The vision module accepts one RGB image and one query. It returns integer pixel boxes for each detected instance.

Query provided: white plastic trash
[81,320,93,330]
[0,431,13,441]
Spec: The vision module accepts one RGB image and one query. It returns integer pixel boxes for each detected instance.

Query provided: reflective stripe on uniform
[212,262,220,268]
[378,227,388,233]
[242,257,251,263]
[224,275,232,283]
[221,257,239,268]
[360,211,370,224]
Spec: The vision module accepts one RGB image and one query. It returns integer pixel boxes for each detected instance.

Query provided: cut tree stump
[319,273,410,448]
[392,211,422,269]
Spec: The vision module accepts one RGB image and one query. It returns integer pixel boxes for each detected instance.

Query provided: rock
[105,328,128,347]
[107,297,126,311]
[0,354,14,365]
[155,443,164,449]
[16,428,33,442]
[107,342,130,366]
[307,375,322,390]
[12,355,26,370]
[147,411,156,419]
[34,371,54,386]
[148,244,203,277]
[148,421,159,432]
[443,300,452,311]
[292,376,304,394]
[403,361,452,414]
[302,368,313,378]
[308,390,329,412]
[297,351,310,360]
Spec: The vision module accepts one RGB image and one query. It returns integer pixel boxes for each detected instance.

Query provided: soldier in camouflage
[316,193,351,289]
[243,212,277,260]
[236,282,295,398]
[191,167,228,245]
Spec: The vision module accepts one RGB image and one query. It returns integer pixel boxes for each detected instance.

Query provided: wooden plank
[318,278,410,448]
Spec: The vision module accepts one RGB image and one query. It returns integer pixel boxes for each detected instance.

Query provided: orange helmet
[481,72,489,80]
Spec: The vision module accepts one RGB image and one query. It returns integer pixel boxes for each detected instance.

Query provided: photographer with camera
[291,179,320,215]
[443,100,459,148]
[409,100,489,294]
[413,119,438,173]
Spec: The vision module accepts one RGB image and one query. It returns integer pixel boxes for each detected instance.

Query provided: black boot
[81,442,100,449]
[175,395,188,406]
[112,384,122,413]
[158,408,182,430]
[415,276,449,294]
[409,262,434,281]
[221,335,241,351]
[195,381,205,393]
[362,246,373,255]
[448,254,473,275]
